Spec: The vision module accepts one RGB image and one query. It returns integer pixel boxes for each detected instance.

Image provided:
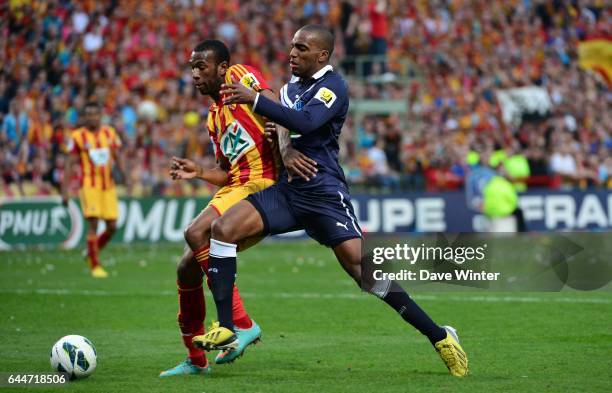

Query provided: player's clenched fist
[170,157,200,180]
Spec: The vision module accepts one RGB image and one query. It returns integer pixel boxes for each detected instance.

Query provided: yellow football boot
[434,326,468,377]
[192,322,238,351]
[91,265,109,278]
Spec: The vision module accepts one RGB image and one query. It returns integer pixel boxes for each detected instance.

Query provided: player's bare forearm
[170,156,229,187]
[275,125,317,181]
[277,126,292,156]
[197,164,230,187]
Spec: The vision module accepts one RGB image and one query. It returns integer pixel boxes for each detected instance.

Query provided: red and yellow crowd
[1,0,610,197]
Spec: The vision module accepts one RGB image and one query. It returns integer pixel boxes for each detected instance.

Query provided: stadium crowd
[1,0,610,197]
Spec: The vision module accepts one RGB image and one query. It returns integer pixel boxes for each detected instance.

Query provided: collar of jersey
[293,64,333,83]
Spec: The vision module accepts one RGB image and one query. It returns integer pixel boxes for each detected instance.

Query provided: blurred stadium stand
[1,0,610,198]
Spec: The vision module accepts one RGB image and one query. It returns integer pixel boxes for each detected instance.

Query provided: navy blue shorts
[246,182,362,247]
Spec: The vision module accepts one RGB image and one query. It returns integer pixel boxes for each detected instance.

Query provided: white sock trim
[210,239,237,258]
[370,278,392,298]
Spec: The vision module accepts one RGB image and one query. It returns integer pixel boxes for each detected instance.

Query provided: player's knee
[210,216,237,244]
[183,225,200,246]
[184,223,207,248]
[183,225,195,246]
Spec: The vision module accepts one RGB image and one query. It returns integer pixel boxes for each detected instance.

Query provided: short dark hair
[193,40,230,65]
[299,25,335,56]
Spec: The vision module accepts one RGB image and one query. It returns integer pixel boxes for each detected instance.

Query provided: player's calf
[175,247,208,368]
[176,248,203,287]
[97,219,117,250]
[332,237,363,284]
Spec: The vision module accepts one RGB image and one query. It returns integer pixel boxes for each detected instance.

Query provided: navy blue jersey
[253,65,349,190]
[248,65,362,247]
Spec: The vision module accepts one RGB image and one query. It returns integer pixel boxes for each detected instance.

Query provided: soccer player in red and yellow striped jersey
[62,101,123,279]
[205,62,280,197]
[160,40,284,377]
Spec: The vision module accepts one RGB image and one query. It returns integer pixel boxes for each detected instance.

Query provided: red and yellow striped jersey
[207,64,281,186]
[67,126,121,190]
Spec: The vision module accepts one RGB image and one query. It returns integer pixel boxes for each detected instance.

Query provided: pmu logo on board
[0,197,83,250]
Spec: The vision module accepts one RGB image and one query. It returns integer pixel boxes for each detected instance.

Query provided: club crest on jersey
[220,120,256,164]
[240,73,260,91]
[315,87,336,108]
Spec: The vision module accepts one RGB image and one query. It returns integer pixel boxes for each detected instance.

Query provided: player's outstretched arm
[170,157,229,187]
[221,81,344,136]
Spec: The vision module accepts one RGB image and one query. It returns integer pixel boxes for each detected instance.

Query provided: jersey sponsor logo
[314,87,337,108]
[240,73,261,91]
[88,147,110,167]
[220,120,256,164]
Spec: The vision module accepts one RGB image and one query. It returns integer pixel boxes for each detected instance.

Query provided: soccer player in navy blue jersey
[193,25,468,377]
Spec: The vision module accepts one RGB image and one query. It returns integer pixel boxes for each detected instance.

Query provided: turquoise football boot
[159,359,211,377]
[214,320,262,364]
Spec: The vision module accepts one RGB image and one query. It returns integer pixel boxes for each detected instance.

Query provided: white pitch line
[0,288,610,304]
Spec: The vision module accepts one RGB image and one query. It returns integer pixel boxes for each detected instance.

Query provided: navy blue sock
[208,239,237,331]
[378,281,446,345]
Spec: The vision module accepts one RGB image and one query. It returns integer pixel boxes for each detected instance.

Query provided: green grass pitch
[1,240,610,393]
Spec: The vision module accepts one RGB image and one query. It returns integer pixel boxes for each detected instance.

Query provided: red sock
[232,284,253,329]
[177,281,207,367]
[97,230,112,250]
[86,235,100,269]
[194,246,210,271]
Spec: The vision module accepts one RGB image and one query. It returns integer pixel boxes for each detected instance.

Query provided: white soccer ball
[50,335,97,379]
[137,100,158,121]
